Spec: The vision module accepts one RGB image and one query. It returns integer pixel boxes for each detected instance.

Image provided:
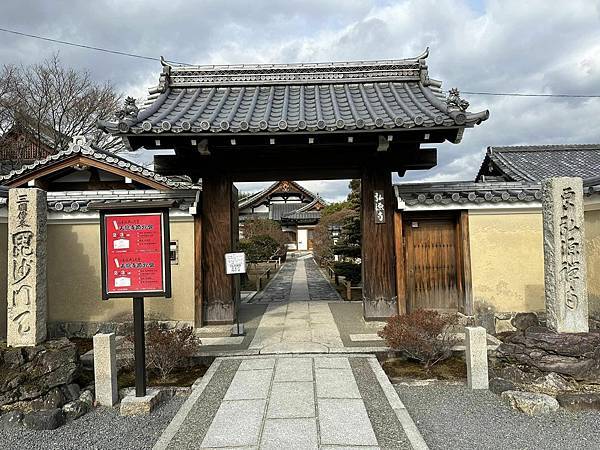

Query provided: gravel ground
[395,383,600,450]
[0,395,186,450]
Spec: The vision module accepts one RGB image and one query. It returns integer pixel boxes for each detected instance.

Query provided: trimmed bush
[378,309,459,371]
[127,324,201,381]
[333,261,361,284]
[239,235,280,263]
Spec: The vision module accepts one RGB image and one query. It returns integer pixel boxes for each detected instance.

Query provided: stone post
[7,188,47,347]
[465,326,489,390]
[542,177,589,333]
[93,333,118,406]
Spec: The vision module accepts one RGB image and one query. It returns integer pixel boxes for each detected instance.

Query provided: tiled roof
[46,190,198,214]
[0,139,194,190]
[239,180,318,209]
[476,144,600,182]
[269,203,303,221]
[281,210,321,222]
[395,181,543,206]
[98,50,488,138]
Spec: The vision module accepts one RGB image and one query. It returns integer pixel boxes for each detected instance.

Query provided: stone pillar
[94,333,118,406]
[7,188,47,347]
[465,326,489,390]
[542,177,589,333]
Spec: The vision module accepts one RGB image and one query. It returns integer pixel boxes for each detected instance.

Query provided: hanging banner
[100,209,171,299]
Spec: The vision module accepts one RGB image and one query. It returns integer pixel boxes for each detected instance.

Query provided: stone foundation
[47,320,194,339]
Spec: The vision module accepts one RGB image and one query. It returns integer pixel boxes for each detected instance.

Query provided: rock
[556,393,600,411]
[22,408,65,430]
[489,377,517,395]
[0,411,23,429]
[79,390,94,407]
[60,383,81,403]
[62,400,90,421]
[42,387,67,410]
[497,365,538,384]
[528,372,577,396]
[501,390,559,416]
[511,313,540,331]
[0,339,79,407]
[496,331,600,382]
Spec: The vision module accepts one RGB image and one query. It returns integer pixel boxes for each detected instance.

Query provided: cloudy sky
[1,0,599,201]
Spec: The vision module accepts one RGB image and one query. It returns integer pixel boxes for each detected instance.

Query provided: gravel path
[395,383,600,450]
[1,395,186,450]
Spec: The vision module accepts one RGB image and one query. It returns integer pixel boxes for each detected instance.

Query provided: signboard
[225,252,246,274]
[374,190,385,223]
[100,209,171,299]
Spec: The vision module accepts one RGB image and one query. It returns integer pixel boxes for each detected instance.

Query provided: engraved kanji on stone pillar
[542,177,589,333]
[7,188,47,346]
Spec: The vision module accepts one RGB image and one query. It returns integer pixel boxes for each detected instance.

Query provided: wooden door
[403,217,461,312]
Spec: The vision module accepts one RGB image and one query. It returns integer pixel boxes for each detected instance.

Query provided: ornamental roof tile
[395,181,543,206]
[98,50,488,137]
[476,144,600,182]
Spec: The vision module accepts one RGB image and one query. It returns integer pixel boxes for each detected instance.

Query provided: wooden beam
[459,211,473,315]
[153,147,437,179]
[194,213,203,327]
[361,165,398,320]
[394,211,406,315]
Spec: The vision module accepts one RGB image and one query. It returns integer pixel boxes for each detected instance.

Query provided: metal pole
[133,296,146,397]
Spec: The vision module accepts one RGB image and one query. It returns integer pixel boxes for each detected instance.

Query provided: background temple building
[239,180,326,250]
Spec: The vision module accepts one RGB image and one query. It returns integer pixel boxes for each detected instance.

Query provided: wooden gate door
[403,216,461,312]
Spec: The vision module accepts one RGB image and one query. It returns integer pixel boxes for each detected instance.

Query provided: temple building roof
[98,49,488,142]
[477,144,600,182]
[0,137,194,190]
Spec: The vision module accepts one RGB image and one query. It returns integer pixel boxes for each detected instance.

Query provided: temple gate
[99,49,488,324]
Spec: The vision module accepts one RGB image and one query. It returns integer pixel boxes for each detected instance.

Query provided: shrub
[333,261,361,284]
[239,235,281,263]
[378,309,459,371]
[128,324,201,381]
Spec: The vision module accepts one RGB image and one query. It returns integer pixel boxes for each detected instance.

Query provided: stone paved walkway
[248,255,345,353]
[155,355,427,449]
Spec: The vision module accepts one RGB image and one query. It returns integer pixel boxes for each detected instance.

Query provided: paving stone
[261,342,329,354]
[318,398,379,446]
[224,368,273,400]
[201,399,266,447]
[349,333,384,342]
[267,382,315,418]
[260,418,318,449]
[315,357,351,370]
[238,358,276,371]
[274,357,313,382]
[316,368,361,399]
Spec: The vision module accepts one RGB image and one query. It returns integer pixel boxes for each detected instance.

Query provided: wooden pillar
[394,211,407,315]
[202,175,236,324]
[193,214,203,328]
[361,166,398,320]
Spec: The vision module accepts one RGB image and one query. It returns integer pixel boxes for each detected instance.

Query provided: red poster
[104,212,166,295]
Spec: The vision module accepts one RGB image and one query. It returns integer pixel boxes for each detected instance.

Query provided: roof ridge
[490,144,600,153]
[164,49,430,73]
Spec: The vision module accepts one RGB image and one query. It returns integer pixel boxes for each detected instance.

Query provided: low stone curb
[153,358,224,450]
[367,356,429,450]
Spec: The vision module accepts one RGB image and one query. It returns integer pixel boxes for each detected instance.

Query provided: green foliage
[331,179,361,264]
[239,235,280,263]
[333,261,361,284]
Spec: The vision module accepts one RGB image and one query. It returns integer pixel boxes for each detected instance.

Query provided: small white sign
[225,252,247,274]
